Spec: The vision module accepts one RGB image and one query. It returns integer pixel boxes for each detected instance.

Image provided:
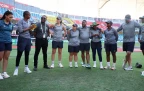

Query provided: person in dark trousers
[79,20,91,69]
[67,24,80,68]
[104,21,118,70]
[33,15,50,71]
[90,22,103,69]
[0,11,13,80]
[13,11,35,76]
[117,14,141,71]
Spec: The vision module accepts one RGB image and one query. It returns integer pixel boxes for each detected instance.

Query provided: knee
[58,51,62,55]
[0,57,2,61]
[106,53,110,57]
[52,50,56,54]
[70,53,73,56]
[4,56,9,60]
[126,52,131,56]
[86,51,89,55]
[74,53,77,56]
[81,52,85,56]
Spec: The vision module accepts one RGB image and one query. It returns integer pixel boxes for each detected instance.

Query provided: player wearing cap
[117,14,141,71]
[90,22,103,69]
[67,24,80,68]
[138,16,144,76]
[79,20,91,69]
[33,15,50,71]
[50,16,67,68]
[104,21,118,70]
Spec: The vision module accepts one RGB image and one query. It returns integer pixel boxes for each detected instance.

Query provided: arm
[62,25,67,37]
[138,27,142,42]
[117,25,123,32]
[98,29,102,39]
[17,20,33,33]
[67,30,70,41]
[113,29,118,41]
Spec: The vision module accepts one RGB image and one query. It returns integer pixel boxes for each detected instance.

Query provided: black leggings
[91,41,102,62]
[16,50,30,67]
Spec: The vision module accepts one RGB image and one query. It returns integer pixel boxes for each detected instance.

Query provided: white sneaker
[75,63,78,68]
[51,64,54,68]
[13,69,18,76]
[24,67,32,73]
[59,63,63,68]
[69,63,73,68]
[2,72,10,78]
[93,61,96,68]
[104,66,111,69]
[111,66,116,70]
[93,64,96,68]
[100,65,104,69]
[141,71,144,76]
[124,67,133,71]
[0,73,3,80]
[82,64,86,67]
[86,64,91,69]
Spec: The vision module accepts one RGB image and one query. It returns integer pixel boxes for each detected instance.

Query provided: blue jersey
[0,20,13,43]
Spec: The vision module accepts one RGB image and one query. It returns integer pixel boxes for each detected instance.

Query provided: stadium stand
[0,0,140,43]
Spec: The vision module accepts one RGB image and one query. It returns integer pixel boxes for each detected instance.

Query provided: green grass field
[0,42,144,91]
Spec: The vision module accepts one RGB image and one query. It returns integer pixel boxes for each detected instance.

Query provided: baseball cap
[125,14,131,20]
[105,21,113,24]
[72,24,78,27]
[139,16,144,19]
[57,16,62,20]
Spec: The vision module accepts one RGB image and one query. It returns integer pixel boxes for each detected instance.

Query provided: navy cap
[125,14,131,20]
[73,24,78,27]
[57,16,62,20]
[105,21,113,24]
[139,16,144,19]
[82,20,87,22]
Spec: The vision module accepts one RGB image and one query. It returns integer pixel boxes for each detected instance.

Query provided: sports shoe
[69,63,73,68]
[0,73,3,80]
[111,66,116,70]
[93,61,96,68]
[13,69,18,76]
[33,67,37,71]
[141,71,144,76]
[44,65,50,69]
[2,72,10,78]
[75,63,78,68]
[51,64,54,68]
[82,64,86,67]
[24,67,32,73]
[86,64,91,69]
[59,63,63,68]
[124,67,133,71]
[104,66,111,69]
[100,65,104,69]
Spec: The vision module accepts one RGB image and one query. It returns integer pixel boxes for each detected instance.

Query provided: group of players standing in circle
[0,10,144,80]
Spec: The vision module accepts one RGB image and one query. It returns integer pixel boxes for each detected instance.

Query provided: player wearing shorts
[104,21,118,70]
[67,24,80,68]
[117,14,141,71]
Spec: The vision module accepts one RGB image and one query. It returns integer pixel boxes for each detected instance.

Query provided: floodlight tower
[98,0,110,17]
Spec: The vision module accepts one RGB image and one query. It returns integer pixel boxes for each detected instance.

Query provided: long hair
[0,10,13,20]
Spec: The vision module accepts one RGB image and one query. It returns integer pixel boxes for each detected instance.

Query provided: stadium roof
[15,0,144,19]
